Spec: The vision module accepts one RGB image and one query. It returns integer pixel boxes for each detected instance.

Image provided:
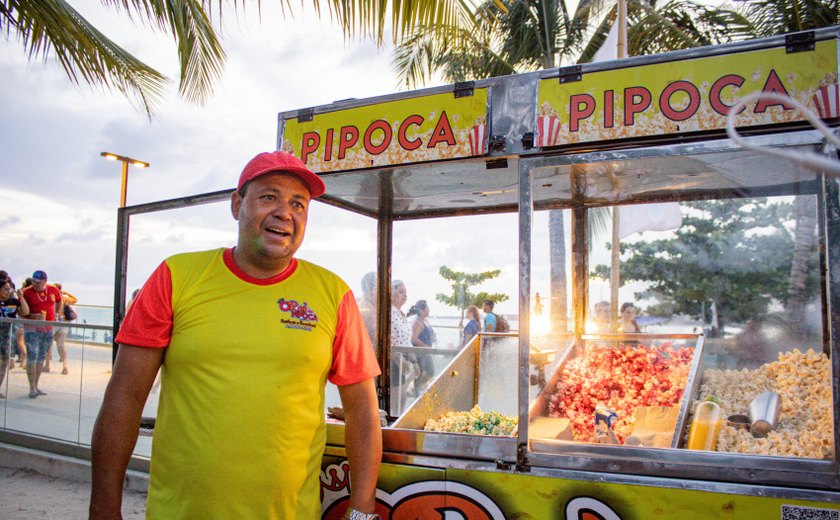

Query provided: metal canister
[748,391,781,438]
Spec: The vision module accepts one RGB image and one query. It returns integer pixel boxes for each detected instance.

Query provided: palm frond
[627,0,744,56]
[1,0,167,115]
[100,0,226,106]
[577,5,615,63]
[738,0,839,36]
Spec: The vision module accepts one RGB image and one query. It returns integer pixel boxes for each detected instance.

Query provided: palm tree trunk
[549,210,568,331]
[787,195,817,336]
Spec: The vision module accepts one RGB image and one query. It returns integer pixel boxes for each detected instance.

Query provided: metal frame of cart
[112,27,840,509]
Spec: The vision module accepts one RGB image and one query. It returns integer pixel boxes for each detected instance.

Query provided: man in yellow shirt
[90,151,382,519]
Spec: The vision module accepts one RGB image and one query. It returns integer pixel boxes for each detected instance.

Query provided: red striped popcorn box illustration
[469,123,486,155]
[813,83,839,119]
[536,115,562,147]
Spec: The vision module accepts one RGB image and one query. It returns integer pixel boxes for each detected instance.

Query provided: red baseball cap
[237,151,326,198]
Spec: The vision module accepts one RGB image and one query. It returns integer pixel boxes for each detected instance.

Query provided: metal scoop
[748,391,781,438]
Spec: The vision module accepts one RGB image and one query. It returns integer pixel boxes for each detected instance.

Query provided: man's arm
[16,289,29,316]
[338,378,381,514]
[90,344,165,520]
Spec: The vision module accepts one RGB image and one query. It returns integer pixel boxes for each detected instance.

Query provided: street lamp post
[100,152,150,207]
[100,151,149,362]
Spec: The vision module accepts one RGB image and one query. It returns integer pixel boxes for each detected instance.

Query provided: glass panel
[317,158,520,216]
[0,318,114,447]
[530,182,833,459]
[396,334,519,435]
[530,335,701,448]
[530,144,823,204]
[390,213,518,418]
[296,203,378,415]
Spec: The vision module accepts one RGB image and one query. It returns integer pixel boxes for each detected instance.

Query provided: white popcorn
[691,349,833,459]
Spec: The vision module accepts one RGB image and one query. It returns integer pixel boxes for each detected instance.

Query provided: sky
[0,1,425,307]
[0,0,688,318]
[2,0,559,317]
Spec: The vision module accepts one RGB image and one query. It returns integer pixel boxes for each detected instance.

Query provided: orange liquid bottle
[687,401,722,451]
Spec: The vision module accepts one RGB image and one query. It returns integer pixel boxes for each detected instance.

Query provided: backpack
[494,313,510,333]
[63,304,78,321]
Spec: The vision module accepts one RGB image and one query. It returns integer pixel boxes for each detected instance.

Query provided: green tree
[394,0,738,333]
[2,0,472,116]
[435,266,509,322]
[736,0,839,36]
[593,199,820,335]
[733,0,838,333]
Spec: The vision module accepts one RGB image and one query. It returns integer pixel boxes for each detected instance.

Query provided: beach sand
[0,466,147,519]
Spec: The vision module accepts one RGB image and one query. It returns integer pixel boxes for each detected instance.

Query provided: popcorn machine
[279,28,840,519]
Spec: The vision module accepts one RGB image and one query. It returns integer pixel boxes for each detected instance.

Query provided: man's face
[33,278,47,291]
[483,303,491,313]
[0,284,11,300]
[231,173,310,270]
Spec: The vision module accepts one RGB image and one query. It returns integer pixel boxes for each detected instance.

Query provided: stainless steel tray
[528,334,705,449]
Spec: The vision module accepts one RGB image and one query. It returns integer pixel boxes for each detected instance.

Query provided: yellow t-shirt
[116,248,379,519]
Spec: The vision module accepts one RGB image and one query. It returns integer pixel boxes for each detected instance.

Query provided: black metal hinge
[297,107,314,122]
[454,81,475,98]
[486,158,508,170]
[521,132,535,150]
[559,65,582,84]
[786,31,815,54]
[489,135,506,153]
[495,459,513,471]
[516,442,531,472]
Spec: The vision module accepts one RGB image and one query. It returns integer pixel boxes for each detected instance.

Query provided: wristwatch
[343,508,381,520]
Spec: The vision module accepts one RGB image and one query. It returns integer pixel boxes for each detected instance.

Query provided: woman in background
[0,281,29,396]
[45,282,77,374]
[408,300,436,390]
[618,302,641,333]
[462,305,481,346]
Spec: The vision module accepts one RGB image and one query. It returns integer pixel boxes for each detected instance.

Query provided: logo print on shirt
[277,298,318,331]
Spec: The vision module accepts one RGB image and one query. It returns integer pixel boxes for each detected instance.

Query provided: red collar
[223,248,297,285]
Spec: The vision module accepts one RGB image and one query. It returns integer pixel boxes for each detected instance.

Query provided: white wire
[725,91,840,177]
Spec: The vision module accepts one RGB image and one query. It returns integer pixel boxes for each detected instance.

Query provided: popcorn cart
[278,27,840,518]
[114,27,840,519]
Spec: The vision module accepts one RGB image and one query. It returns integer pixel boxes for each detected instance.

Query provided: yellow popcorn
[691,349,833,459]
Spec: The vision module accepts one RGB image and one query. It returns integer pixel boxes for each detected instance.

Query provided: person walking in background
[591,300,613,333]
[0,280,29,398]
[408,299,436,391]
[390,279,420,412]
[13,277,34,367]
[462,305,481,346]
[21,270,62,398]
[45,282,77,375]
[618,302,642,333]
[0,271,24,368]
[358,272,378,350]
[125,288,140,311]
[482,299,497,332]
[91,151,381,520]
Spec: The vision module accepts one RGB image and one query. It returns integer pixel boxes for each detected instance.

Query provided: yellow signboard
[536,40,838,147]
[282,90,488,173]
[321,458,840,519]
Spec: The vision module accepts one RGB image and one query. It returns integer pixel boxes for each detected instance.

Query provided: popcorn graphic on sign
[813,74,839,119]
[536,102,562,147]
[469,115,487,155]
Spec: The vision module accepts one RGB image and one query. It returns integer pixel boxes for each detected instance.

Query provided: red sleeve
[115,262,173,348]
[328,290,381,386]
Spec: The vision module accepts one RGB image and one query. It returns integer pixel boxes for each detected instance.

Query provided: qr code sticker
[781,505,839,520]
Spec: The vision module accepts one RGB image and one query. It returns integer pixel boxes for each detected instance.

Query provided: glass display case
[112,27,840,518]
